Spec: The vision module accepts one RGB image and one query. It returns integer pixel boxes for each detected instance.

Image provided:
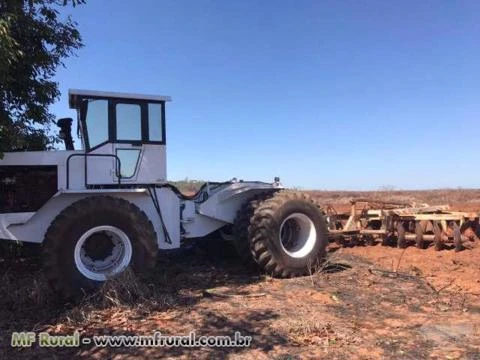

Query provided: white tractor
[0,89,328,298]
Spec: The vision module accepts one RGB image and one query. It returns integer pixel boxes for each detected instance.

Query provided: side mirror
[57,118,74,150]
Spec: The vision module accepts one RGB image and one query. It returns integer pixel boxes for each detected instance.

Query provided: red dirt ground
[0,189,479,359]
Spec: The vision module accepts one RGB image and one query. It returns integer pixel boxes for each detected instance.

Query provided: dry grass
[84,268,151,308]
[1,244,480,359]
[0,254,179,334]
[60,267,179,329]
[285,319,333,339]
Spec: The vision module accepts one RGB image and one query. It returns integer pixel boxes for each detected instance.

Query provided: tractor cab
[68,89,171,186]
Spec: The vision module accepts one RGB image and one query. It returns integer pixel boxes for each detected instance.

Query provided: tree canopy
[0,0,84,156]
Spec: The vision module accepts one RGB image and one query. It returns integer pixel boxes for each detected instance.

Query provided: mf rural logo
[11,331,82,347]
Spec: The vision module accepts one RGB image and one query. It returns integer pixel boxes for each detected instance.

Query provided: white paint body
[0,149,280,249]
[0,89,282,250]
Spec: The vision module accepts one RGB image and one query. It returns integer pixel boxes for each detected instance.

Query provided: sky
[51,0,480,190]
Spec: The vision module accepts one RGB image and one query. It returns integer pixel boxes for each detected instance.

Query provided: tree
[0,0,84,157]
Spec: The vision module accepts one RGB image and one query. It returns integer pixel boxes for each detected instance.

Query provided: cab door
[81,98,119,186]
[111,101,144,182]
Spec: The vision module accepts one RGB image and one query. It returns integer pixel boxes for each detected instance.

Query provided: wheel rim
[74,225,132,281]
[279,213,317,258]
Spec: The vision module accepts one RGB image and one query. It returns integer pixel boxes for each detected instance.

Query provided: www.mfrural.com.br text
[11,330,252,348]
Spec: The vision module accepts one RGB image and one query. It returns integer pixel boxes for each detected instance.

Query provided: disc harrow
[327,199,479,251]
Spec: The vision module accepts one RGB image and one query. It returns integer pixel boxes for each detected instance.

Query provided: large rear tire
[42,196,158,299]
[246,191,328,278]
[232,193,275,266]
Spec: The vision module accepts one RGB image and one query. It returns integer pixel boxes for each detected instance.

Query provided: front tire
[42,196,158,299]
[247,191,328,278]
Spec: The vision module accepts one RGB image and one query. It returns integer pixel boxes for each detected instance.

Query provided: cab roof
[68,89,172,109]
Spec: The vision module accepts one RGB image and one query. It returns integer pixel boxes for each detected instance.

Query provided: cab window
[116,103,142,141]
[148,103,163,142]
[85,99,108,148]
[116,148,141,178]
